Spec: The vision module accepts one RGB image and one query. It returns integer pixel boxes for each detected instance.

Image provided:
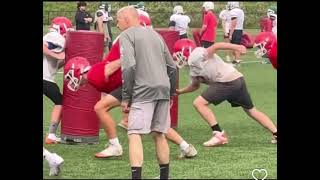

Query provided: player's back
[170,14,190,35]
[87,40,122,93]
[120,26,173,102]
[43,31,65,82]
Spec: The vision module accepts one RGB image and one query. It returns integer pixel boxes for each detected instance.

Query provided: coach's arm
[163,40,177,97]
[119,33,135,112]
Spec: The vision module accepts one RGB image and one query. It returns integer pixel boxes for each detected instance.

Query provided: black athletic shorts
[201,40,214,48]
[231,30,243,45]
[110,86,122,102]
[43,79,62,105]
[200,77,254,109]
[179,33,188,39]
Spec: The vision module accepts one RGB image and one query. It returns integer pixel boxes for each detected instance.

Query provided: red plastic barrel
[61,30,104,144]
[155,29,180,128]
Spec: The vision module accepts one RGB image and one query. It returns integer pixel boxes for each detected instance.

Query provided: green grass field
[43,27,277,179]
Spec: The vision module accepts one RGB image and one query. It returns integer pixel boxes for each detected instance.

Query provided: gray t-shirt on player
[188,47,243,85]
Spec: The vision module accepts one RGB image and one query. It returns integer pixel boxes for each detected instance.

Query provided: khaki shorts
[127,100,171,135]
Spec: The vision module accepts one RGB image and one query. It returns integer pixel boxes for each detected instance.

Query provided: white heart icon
[251,169,268,180]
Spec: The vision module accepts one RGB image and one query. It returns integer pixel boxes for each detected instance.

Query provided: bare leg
[128,134,144,167]
[193,96,218,126]
[94,95,120,139]
[243,107,277,133]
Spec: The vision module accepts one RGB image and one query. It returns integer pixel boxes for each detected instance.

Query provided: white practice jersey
[43,31,65,82]
[169,14,191,35]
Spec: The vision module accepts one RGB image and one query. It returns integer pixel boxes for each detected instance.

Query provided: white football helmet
[173,5,184,14]
[203,2,214,11]
[227,2,240,9]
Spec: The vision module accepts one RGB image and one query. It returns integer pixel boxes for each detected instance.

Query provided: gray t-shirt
[188,47,243,84]
[120,26,177,103]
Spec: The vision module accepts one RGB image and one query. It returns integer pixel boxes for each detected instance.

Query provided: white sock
[179,140,189,152]
[109,137,120,146]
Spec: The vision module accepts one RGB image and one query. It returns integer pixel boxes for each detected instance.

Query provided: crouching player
[172,38,278,146]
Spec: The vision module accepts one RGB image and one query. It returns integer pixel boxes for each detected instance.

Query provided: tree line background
[43,1,277,28]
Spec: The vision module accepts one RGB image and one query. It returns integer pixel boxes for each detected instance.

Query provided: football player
[219,3,232,61]
[253,32,277,69]
[168,5,191,39]
[267,6,277,36]
[173,38,278,146]
[43,16,73,176]
[43,17,73,144]
[64,14,197,159]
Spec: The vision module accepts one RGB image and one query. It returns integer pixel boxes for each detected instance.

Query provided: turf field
[43,27,277,179]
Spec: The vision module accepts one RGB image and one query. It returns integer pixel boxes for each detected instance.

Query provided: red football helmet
[254,32,277,58]
[50,17,74,36]
[64,57,91,91]
[139,14,151,27]
[173,39,196,68]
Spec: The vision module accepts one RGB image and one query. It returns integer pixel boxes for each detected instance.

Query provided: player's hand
[176,89,182,95]
[55,52,65,60]
[121,101,130,113]
[237,45,247,54]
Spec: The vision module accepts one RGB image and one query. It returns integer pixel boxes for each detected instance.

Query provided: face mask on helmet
[254,42,268,58]
[64,57,91,92]
[173,39,196,68]
[64,64,81,91]
[253,32,276,58]
[50,17,74,36]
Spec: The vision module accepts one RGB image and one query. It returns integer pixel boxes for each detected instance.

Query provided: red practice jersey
[87,40,123,93]
[268,41,277,69]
